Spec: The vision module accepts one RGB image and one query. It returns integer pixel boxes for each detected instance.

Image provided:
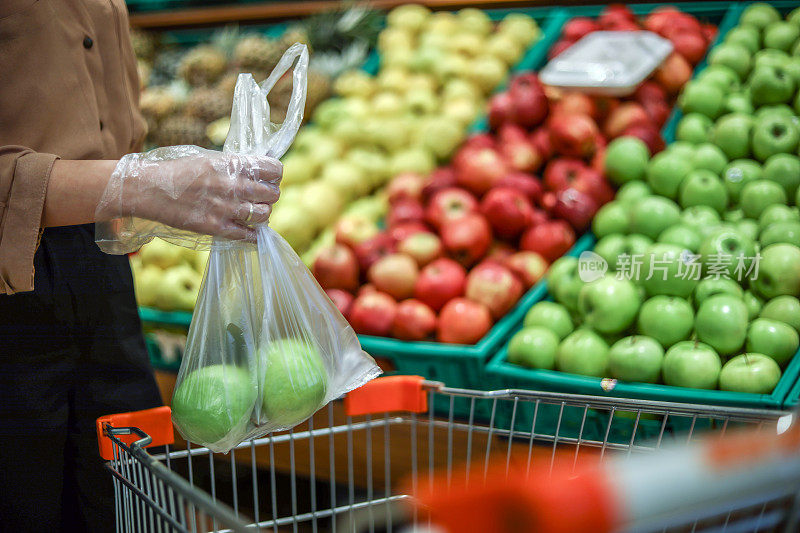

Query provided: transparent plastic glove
[94,146,282,254]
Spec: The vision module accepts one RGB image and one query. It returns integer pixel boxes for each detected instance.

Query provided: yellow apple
[139,238,183,269]
[155,264,202,311]
[134,264,162,307]
[299,182,344,229]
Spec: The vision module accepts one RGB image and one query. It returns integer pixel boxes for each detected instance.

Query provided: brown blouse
[0,0,146,294]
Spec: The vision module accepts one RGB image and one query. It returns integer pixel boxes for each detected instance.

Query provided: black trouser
[0,224,162,532]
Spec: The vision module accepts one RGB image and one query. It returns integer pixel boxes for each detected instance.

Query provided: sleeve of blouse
[0,146,59,294]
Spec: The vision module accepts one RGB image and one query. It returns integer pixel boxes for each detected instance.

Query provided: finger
[234,202,272,226]
[248,156,283,185]
[215,218,257,242]
[235,178,280,205]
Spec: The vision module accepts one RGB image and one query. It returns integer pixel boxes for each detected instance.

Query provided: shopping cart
[96,375,800,533]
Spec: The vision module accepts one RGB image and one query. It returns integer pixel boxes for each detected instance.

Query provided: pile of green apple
[172,337,328,446]
[131,239,209,312]
[269,5,540,253]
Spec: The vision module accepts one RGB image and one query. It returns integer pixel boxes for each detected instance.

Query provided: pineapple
[139,87,181,122]
[130,29,158,61]
[215,72,240,100]
[178,45,227,87]
[279,27,312,53]
[185,88,231,123]
[233,35,283,78]
[149,48,187,87]
[268,69,330,123]
[153,116,207,147]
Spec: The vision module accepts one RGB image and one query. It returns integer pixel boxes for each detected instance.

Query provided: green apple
[695,295,749,355]
[637,296,694,348]
[698,65,742,92]
[608,336,664,383]
[724,26,761,53]
[752,244,800,298]
[754,49,793,70]
[679,170,729,213]
[764,21,800,52]
[698,226,757,280]
[740,179,788,219]
[759,204,800,230]
[724,208,745,222]
[630,196,682,239]
[616,181,652,208]
[691,143,729,175]
[724,92,756,115]
[708,43,752,81]
[641,243,700,298]
[604,137,649,185]
[747,318,799,366]
[556,329,609,377]
[658,224,702,252]
[719,353,782,393]
[752,115,800,162]
[681,206,722,237]
[646,151,693,199]
[507,327,559,369]
[694,278,744,308]
[592,201,629,238]
[260,338,327,427]
[760,221,800,247]
[736,219,761,241]
[712,113,753,160]
[523,301,574,340]
[754,103,795,119]
[172,365,257,445]
[722,159,763,203]
[760,295,800,332]
[786,57,800,84]
[750,65,797,106]
[676,113,714,144]
[667,142,697,159]
[548,256,583,312]
[663,341,722,389]
[789,7,800,27]
[578,276,641,334]
[679,81,725,118]
[744,290,764,320]
[594,234,629,271]
[740,3,781,30]
[762,153,800,198]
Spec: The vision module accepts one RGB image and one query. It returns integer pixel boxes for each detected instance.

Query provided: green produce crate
[784,368,800,409]
[486,336,800,445]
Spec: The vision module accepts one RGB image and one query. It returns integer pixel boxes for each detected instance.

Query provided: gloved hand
[95,145,282,254]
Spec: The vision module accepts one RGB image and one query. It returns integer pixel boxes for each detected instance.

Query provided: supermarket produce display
[134,2,800,411]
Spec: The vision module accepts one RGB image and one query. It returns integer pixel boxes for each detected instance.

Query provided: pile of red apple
[313,161,580,344]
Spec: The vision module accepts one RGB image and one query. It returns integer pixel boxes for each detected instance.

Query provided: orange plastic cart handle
[96,405,175,460]
[344,375,427,417]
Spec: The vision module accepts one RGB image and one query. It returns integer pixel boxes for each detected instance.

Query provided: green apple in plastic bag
[260,338,327,427]
[172,365,257,444]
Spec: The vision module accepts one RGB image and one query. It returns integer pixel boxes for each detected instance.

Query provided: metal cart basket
[96,375,800,533]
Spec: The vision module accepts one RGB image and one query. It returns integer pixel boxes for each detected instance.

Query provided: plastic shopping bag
[167,44,380,452]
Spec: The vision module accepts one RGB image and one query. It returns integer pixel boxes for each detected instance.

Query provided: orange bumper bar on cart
[96,405,174,460]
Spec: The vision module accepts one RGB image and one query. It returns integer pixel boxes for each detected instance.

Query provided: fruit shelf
[784,372,800,409]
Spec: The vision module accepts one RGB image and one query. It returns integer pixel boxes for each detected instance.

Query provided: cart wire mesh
[99,379,799,533]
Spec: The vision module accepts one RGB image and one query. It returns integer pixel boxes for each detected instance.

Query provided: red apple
[425,187,478,229]
[642,99,671,128]
[367,253,419,301]
[548,39,573,60]
[464,133,496,150]
[313,244,359,291]
[644,6,680,35]
[454,146,509,195]
[358,284,377,296]
[335,216,379,248]
[603,102,650,138]
[634,81,667,104]
[702,24,717,44]
[391,299,437,341]
[414,258,467,311]
[602,18,640,31]
[508,73,549,128]
[549,113,599,159]
[593,96,619,122]
[504,251,548,289]
[543,159,613,203]
[387,172,425,204]
[562,17,600,42]
[421,166,457,201]
[465,262,523,319]
[621,124,665,155]
[654,53,692,95]
[488,91,514,130]
[487,241,516,262]
[529,127,553,161]
[591,145,606,175]
[498,123,543,173]
[389,222,429,244]
[325,288,354,319]
[604,4,636,21]
[669,30,707,65]
[440,213,492,267]
[349,292,397,337]
[520,220,576,262]
[437,298,493,344]
[387,198,425,228]
[663,13,703,39]
[480,187,534,240]
[553,92,599,121]
[353,233,394,272]
[495,172,543,205]
[397,232,442,267]
[529,208,549,227]
[548,187,600,231]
